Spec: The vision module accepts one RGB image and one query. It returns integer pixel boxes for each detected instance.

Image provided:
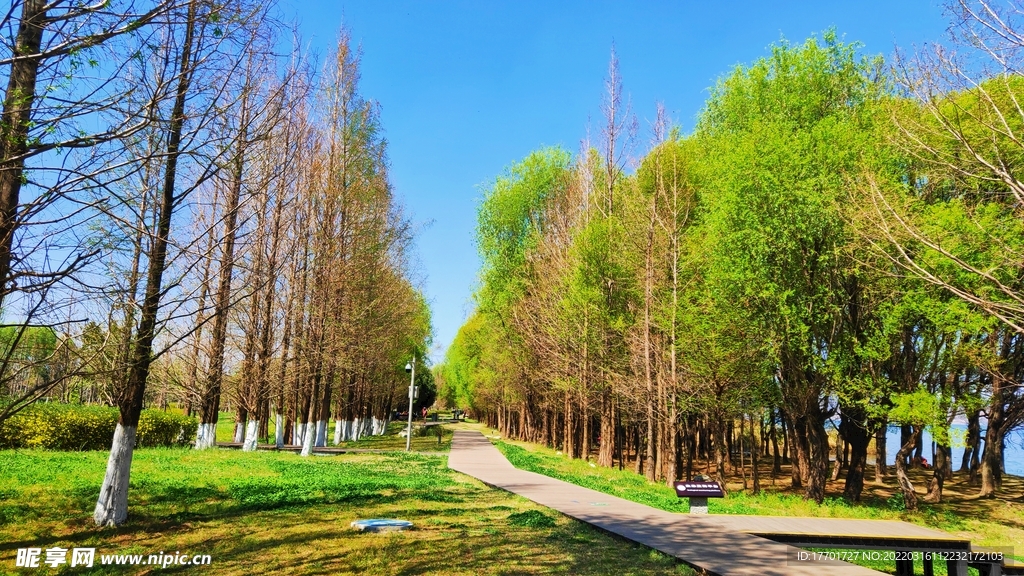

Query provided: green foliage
[476,147,572,316]
[886,492,906,512]
[413,360,437,412]
[697,30,883,359]
[0,325,57,360]
[0,325,59,388]
[888,388,939,427]
[886,385,964,452]
[910,75,1024,200]
[688,31,900,459]
[0,403,197,450]
[436,313,488,410]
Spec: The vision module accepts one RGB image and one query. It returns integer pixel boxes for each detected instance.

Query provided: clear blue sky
[282,1,949,363]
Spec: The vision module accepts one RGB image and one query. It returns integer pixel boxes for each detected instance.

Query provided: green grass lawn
[0,447,694,575]
[492,437,1022,576]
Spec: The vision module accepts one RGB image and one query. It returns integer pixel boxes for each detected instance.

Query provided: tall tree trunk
[924,443,949,503]
[874,425,887,483]
[714,413,728,484]
[900,424,911,469]
[960,410,980,473]
[641,201,656,479]
[300,370,320,457]
[749,412,760,494]
[581,397,592,461]
[0,0,46,307]
[95,0,197,526]
[979,383,1006,498]
[666,393,679,486]
[786,413,805,489]
[780,413,790,464]
[233,405,247,443]
[842,411,870,502]
[894,425,921,511]
[238,217,264,451]
[196,129,248,449]
[739,415,747,490]
[769,411,782,476]
[831,420,845,482]
[274,278,293,448]
[563,392,575,458]
[183,186,220,416]
[804,412,830,504]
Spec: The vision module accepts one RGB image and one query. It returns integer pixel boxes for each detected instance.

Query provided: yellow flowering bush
[0,404,197,450]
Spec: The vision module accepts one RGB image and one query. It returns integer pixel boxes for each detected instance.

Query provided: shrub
[886,492,906,512]
[0,404,197,450]
[2,403,116,450]
[137,410,198,448]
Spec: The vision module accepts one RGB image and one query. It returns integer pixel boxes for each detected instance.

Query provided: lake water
[882,424,1024,476]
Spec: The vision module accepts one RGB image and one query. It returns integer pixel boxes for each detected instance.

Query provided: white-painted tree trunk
[242,419,259,451]
[342,420,352,441]
[194,422,217,450]
[333,419,342,445]
[94,424,137,526]
[352,418,362,441]
[314,420,327,447]
[300,419,315,456]
[275,413,284,448]
[233,421,244,443]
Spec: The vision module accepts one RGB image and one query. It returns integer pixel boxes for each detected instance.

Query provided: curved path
[448,430,940,576]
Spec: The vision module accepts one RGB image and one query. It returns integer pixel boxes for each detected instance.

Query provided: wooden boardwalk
[448,430,881,575]
[700,514,966,549]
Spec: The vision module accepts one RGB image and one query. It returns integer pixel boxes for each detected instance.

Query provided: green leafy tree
[696,30,885,502]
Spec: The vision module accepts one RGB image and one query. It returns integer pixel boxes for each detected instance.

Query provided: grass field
[0,446,693,575]
[4,418,1017,576]
[488,429,1023,575]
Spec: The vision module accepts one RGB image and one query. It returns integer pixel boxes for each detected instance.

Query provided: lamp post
[405,356,415,452]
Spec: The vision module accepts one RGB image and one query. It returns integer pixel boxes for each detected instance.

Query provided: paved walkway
[448,430,881,575]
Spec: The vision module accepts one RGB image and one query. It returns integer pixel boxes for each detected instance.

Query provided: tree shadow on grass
[0,483,422,554]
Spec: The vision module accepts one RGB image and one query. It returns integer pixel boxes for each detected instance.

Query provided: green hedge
[0,403,197,450]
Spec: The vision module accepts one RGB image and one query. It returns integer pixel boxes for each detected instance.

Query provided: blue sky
[281,1,950,363]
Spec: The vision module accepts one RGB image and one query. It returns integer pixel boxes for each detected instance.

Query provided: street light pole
[405,356,415,452]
